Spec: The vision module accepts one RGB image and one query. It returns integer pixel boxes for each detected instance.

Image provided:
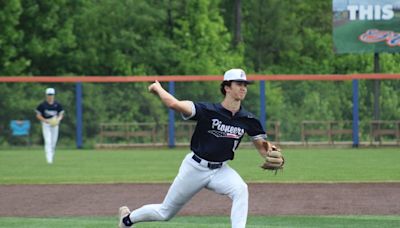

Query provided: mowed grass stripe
[0,215,399,228]
[0,148,399,184]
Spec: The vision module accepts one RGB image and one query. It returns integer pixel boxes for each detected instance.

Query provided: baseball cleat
[118,206,132,228]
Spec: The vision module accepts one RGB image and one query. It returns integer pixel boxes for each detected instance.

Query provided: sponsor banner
[333,0,400,53]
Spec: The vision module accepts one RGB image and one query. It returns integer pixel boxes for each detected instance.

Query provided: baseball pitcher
[118,69,283,228]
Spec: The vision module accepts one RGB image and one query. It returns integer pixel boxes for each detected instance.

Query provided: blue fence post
[75,82,83,149]
[259,80,266,130]
[352,79,359,148]
[168,81,175,148]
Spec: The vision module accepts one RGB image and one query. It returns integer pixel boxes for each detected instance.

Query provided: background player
[35,88,64,164]
[119,69,280,228]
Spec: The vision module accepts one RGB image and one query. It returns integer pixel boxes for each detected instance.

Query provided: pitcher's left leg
[206,165,248,228]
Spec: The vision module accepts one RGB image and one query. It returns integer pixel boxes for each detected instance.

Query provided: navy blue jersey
[35,101,64,119]
[184,102,266,162]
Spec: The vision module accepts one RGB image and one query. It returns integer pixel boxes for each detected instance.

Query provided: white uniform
[35,88,64,164]
[125,102,266,228]
[120,69,265,228]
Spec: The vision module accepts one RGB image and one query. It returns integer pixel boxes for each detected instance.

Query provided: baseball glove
[261,141,284,174]
[48,117,59,126]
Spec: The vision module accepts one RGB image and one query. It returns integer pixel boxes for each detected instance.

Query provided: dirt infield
[1,183,399,217]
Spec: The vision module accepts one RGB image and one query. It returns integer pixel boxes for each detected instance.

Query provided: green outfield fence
[0,74,399,148]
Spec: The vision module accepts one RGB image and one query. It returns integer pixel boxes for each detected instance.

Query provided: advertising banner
[333,0,400,53]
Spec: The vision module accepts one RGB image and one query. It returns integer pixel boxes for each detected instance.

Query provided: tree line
[0,0,399,145]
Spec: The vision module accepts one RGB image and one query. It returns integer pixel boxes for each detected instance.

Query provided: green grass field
[1,215,400,228]
[1,147,400,184]
[1,147,399,227]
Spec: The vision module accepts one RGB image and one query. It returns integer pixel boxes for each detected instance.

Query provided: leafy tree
[242,0,299,72]
[172,0,242,74]
[172,0,243,104]
[70,0,176,76]
[0,0,28,75]
[16,0,81,75]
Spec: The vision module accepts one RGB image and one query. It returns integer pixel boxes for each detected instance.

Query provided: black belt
[192,154,223,169]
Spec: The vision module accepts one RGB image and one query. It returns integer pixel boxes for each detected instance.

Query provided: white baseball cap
[223,69,251,83]
[45,88,55,95]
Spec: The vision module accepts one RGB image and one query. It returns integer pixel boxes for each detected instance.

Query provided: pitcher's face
[226,81,248,101]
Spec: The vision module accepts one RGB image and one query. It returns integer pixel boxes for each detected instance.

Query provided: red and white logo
[359,29,400,47]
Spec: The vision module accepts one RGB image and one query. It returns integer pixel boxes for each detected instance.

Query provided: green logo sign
[333,0,400,53]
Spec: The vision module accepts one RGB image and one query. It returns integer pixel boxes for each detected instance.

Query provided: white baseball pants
[129,152,248,228]
[41,122,59,164]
